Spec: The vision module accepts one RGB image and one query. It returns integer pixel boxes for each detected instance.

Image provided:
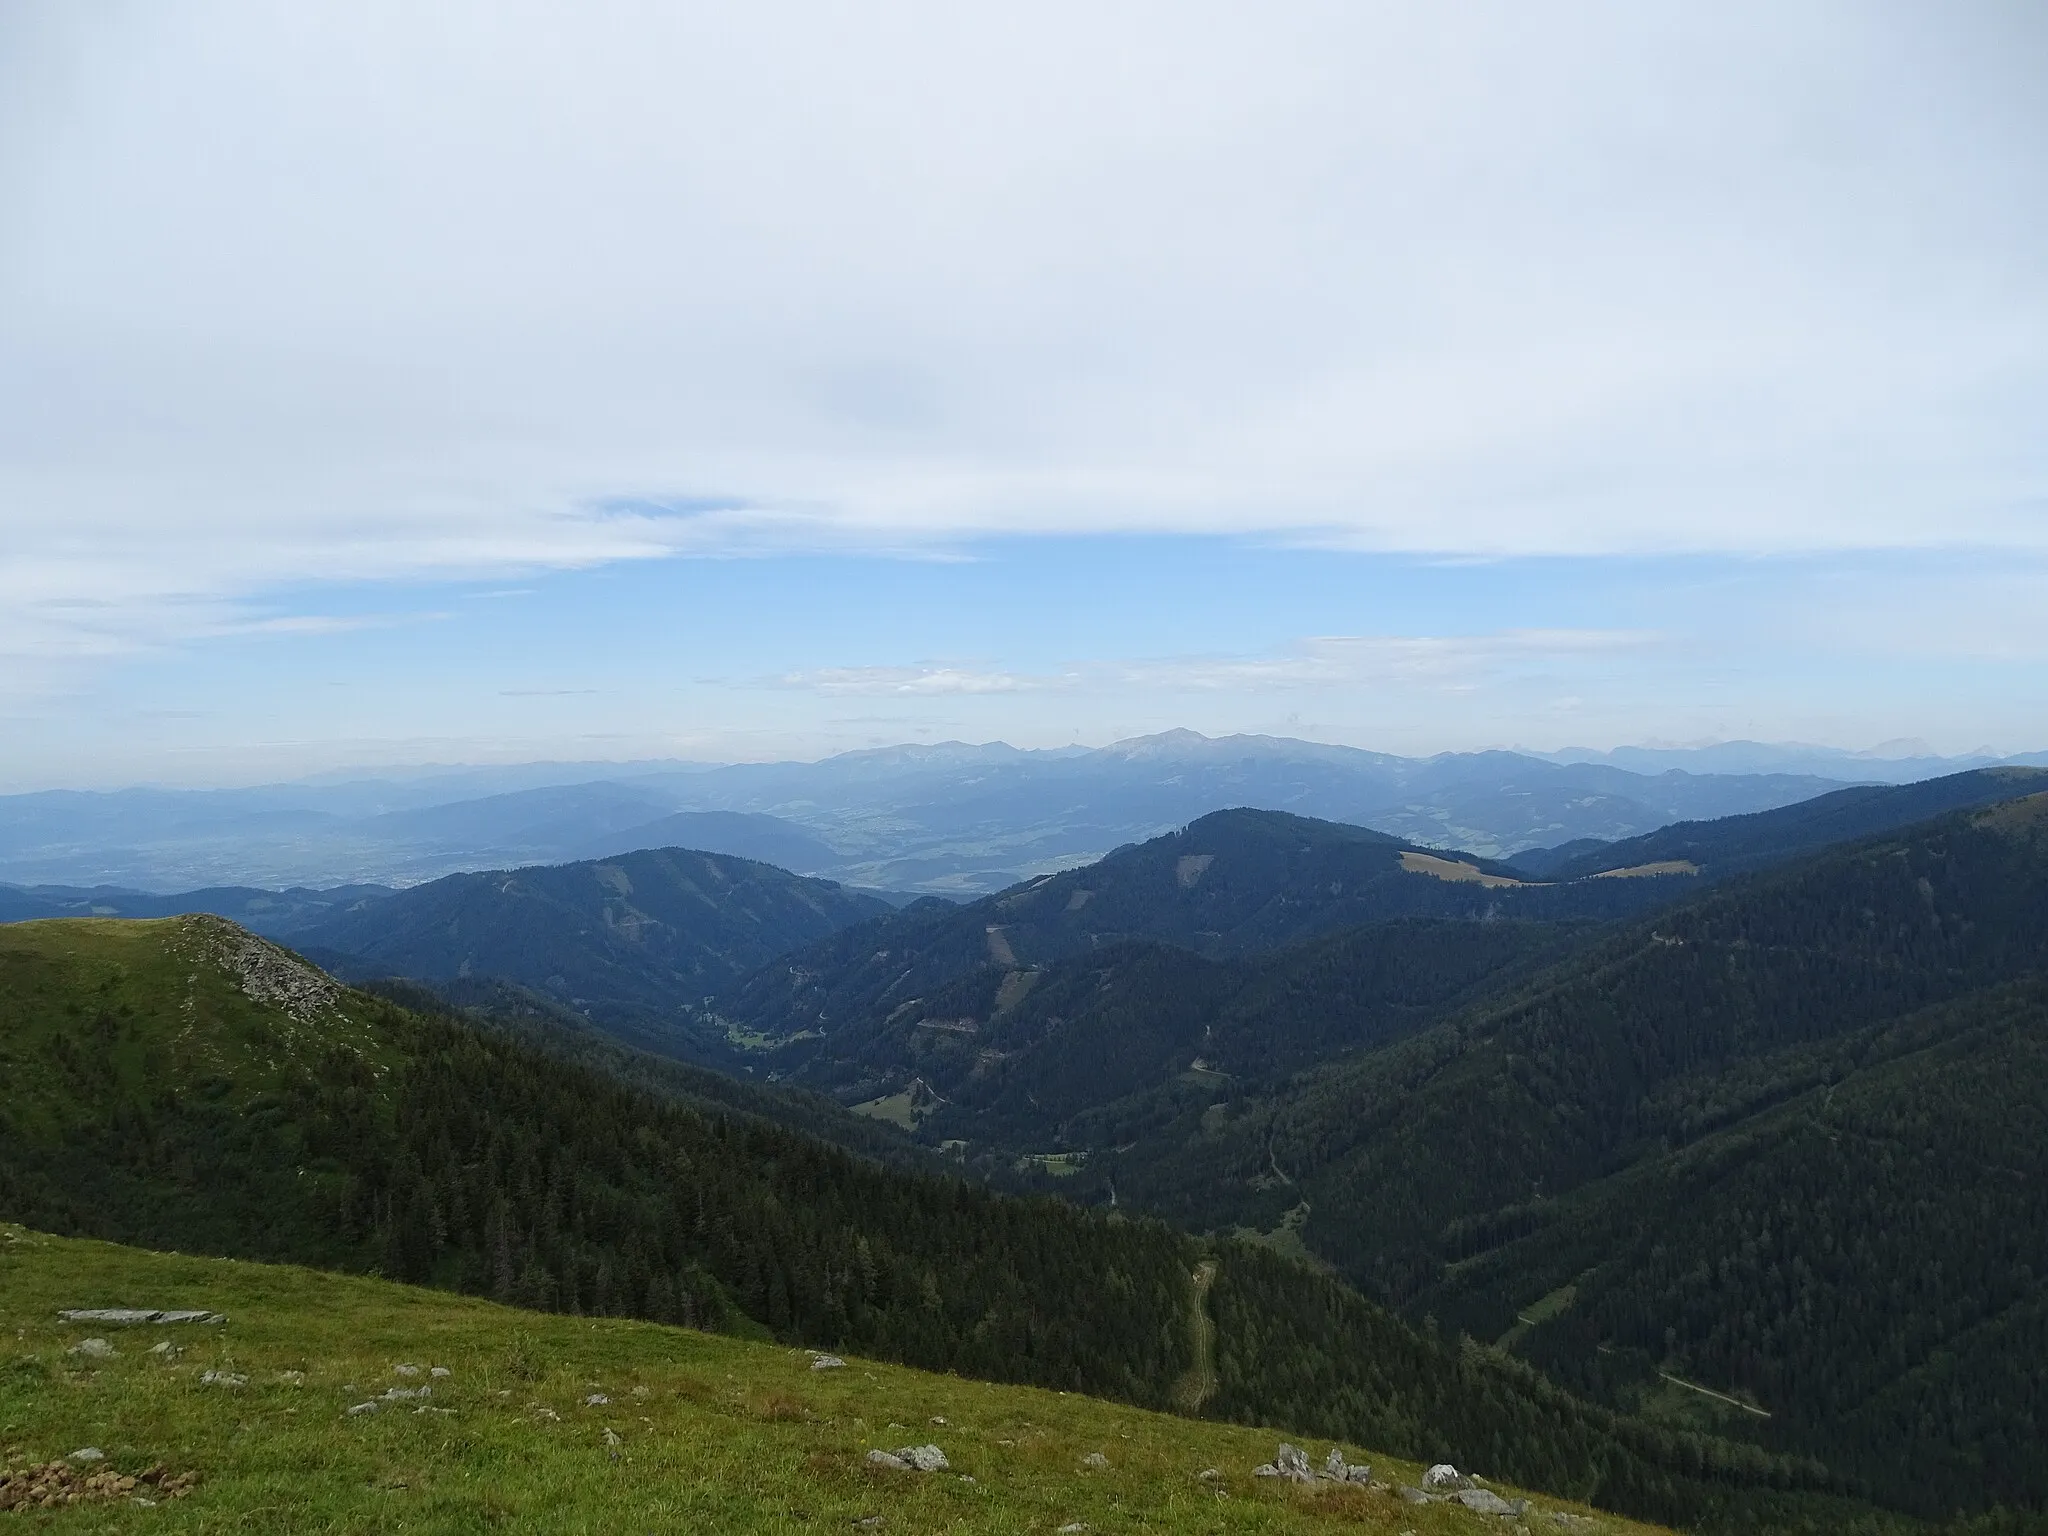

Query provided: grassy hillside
[0,915,1862,1529]
[295,846,892,1060]
[0,1224,1669,1536]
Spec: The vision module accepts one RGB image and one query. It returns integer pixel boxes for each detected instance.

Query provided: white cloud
[2,0,2045,671]
[774,666,1053,697]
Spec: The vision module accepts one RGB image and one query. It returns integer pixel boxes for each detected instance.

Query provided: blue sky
[9,537,2043,789]
[3,3,2045,787]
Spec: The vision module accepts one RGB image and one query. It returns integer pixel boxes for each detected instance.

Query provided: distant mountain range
[0,729,1883,894]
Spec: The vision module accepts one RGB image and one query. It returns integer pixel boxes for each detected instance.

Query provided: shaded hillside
[722,807,1682,1052]
[1105,793,2048,1515]
[0,916,1840,1528]
[770,919,1587,1157]
[1514,766,2048,881]
[297,847,891,1059]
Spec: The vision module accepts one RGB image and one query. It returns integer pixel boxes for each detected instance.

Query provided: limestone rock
[895,1445,949,1472]
[1322,1447,1372,1484]
[866,1449,910,1470]
[810,1355,846,1371]
[59,1308,226,1327]
[1456,1488,1518,1515]
[1424,1463,1469,1490]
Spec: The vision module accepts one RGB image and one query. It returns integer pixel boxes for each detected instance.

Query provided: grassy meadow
[0,1223,1650,1535]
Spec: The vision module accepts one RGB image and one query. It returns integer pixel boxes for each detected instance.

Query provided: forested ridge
[0,914,1867,1531]
[1095,795,2048,1516]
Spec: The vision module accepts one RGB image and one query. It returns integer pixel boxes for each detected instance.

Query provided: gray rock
[67,1337,116,1360]
[895,1445,949,1473]
[1399,1486,1438,1504]
[584,1393,610,1406]
[68,1448,106,1463]
[1457,1488,1518,1516]
[346,1401,381,1416]
[1254,1443,1314,1483]
[430,1366,452,1379]
[381,1385,427,1401]
[200,1368,248,1387]
[811,1354,847,1370]
[59,1308,225,1326]
[1424,1463,1469,1490]
[394,1363,422,1378]
[1081,1451,1111,1471]
[1322,1447,1372,1484]
[866,1449,910,1470]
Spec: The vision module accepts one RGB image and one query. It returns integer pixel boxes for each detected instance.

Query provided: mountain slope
[721,807,1682,1055]
[1515,765,2048,881]
[0,915,1854,1528]
[296,847,891,1058]
[0,1225,1690,1536]
[1107,792,2048,1514]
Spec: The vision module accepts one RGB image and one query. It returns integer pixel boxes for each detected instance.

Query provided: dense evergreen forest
[1096,796,2048,1515]
[0,915,1861,1532]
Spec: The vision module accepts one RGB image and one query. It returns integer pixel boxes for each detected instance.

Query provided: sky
[2,2,2045,789]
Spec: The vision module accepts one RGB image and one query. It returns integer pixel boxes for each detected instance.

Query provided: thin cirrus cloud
[769,630,1659,698]
[2,0,2044,675]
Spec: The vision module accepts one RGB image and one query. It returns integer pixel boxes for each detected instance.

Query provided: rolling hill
[1511,765,2048,881]
[1100,791,2048,1515]
[718,807,1687,1059]
[0,914,1847,1529]
[294,847,892,1059]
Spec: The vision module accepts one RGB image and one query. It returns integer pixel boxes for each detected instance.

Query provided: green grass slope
[0,1224,1664,1536]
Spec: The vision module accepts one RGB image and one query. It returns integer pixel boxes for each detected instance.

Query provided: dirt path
[1172,1259,1220,1413]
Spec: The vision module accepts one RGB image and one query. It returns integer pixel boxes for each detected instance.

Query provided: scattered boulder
[1253,1442,1314,1483]
[394,1364,422,1378]
[430,1366,452,1379]
[199,1369,248,1388]
[345,1401,381,1416]
[1399,1486,1437,1505]
[148,1341,180,1359]
[1322,1447,1372,1484]
[1424,1463,1471,1491]
[381,1386,428,1402]
[866,1450,910,1471]
[67,1338,115,1360]
[896,1445,949,1473]
[1081,1451,1112,1471]
[67,1449,105,1464]
[1197,1468,1222,1481]
[810,1355,847,1371]
[58,1308,225,1326]
[584,1393,610,1406]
